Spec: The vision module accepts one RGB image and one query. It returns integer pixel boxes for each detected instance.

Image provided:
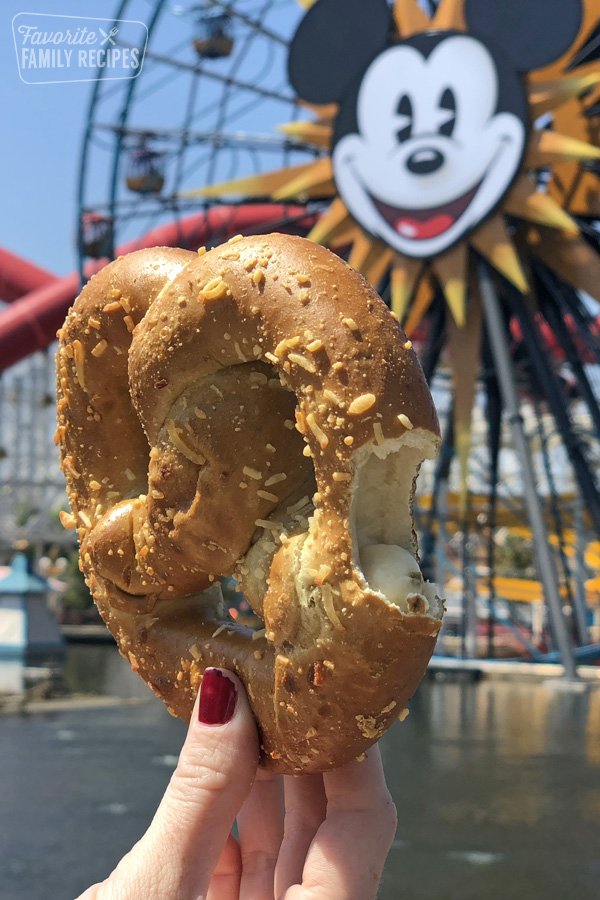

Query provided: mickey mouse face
[288,0,582,263]
[333,35,526,258]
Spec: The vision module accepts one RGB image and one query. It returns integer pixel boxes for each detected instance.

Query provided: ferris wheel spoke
[140,47,298,105]
[87,36,194,108]
[205,0,279,184]
[209,0,288,45]
[221,75,288,122]
[131,37,199,102]
[94,121,314,154]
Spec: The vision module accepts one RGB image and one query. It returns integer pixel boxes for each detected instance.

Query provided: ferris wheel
[76,0,324,277]
[73,0,600,668]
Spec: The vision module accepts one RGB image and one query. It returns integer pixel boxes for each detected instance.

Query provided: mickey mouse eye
[396,94,413,143]
[438,87,456,137]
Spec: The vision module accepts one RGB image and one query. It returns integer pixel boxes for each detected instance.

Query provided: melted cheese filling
[360,544,439,615]
[351,435,443,619]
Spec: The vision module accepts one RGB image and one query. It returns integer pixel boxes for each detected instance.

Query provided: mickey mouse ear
[465,0,582,72]
[288,0,391,104]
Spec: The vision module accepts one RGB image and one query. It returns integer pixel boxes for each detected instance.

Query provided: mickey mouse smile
[369,180,482,241]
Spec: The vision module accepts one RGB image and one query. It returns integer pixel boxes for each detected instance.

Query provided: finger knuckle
[169,753,231,803]
[241,846,278,876]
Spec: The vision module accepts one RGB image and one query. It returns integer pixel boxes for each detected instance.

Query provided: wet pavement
[1,646,599,899]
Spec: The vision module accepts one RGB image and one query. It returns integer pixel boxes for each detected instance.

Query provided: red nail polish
[198,669,237,725]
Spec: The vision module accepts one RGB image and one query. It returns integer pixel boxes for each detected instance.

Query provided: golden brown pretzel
[56,233,443,774]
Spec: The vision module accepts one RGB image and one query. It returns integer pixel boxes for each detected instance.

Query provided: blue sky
[0,0,304,276]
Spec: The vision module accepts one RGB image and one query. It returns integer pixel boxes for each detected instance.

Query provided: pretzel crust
[56,234,442,774]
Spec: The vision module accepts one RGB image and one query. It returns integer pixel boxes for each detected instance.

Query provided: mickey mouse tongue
[371,181,480,241]
[395,214,453,241]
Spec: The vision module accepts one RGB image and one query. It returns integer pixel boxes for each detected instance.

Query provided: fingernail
[198,668,237,726]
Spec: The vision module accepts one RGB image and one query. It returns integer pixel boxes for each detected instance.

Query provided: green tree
[495,532,536,579]
[62,550,93,609]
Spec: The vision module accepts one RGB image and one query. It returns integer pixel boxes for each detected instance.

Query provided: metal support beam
[478,261,578,680]
[573,496,591,645]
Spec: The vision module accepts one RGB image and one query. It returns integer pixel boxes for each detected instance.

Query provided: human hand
[78,668,397,900]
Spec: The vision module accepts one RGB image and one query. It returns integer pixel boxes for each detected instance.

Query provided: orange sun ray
[470,214,528,293]
[528,227,600,302]
[432,0,466,31]
[504,175,580,235]
[393,0,430,38]
[554,171,600,219]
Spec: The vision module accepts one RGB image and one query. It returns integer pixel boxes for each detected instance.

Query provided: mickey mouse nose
[406,148,444,175]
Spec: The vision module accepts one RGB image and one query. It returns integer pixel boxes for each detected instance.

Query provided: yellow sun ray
[470,214,528,293]
[307,197,352,245]
[360,242,394,286]
[528,71,600,117]
[298,99,339,121]
[548,96,600,216]
[347,229,374,272]
[403,276,435,336]
[504,175,580,235]
[432,242,468,326]
[272,157,334,200]
[432,0,466,31]
[393,0,430,38]
[528,227,600,302]
[182,161,319,199]
[390,256,423,321]
[447,279,482,514]
[526,129,600,167]
[278,120,332,149]
[329,223,364,250]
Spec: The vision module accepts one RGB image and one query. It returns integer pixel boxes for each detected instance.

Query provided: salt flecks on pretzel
[56,233,443,774]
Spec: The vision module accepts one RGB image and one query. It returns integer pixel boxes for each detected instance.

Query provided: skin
[77,670,398,900]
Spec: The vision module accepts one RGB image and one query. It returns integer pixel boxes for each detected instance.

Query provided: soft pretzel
[56,233,443,774]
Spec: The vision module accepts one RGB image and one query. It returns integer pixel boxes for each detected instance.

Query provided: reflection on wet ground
[1,646,599,899]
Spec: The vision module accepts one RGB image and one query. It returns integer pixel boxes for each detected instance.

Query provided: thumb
[111,668,259,900]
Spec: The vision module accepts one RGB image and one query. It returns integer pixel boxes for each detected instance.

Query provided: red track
[0,247,56,301]
[0,205,314,373]
[3,205,598,371]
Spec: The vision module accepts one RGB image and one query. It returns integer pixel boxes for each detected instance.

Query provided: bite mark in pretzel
[56,233,443,774]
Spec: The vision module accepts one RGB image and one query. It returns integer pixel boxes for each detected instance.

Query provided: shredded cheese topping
[348,393,376,415]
